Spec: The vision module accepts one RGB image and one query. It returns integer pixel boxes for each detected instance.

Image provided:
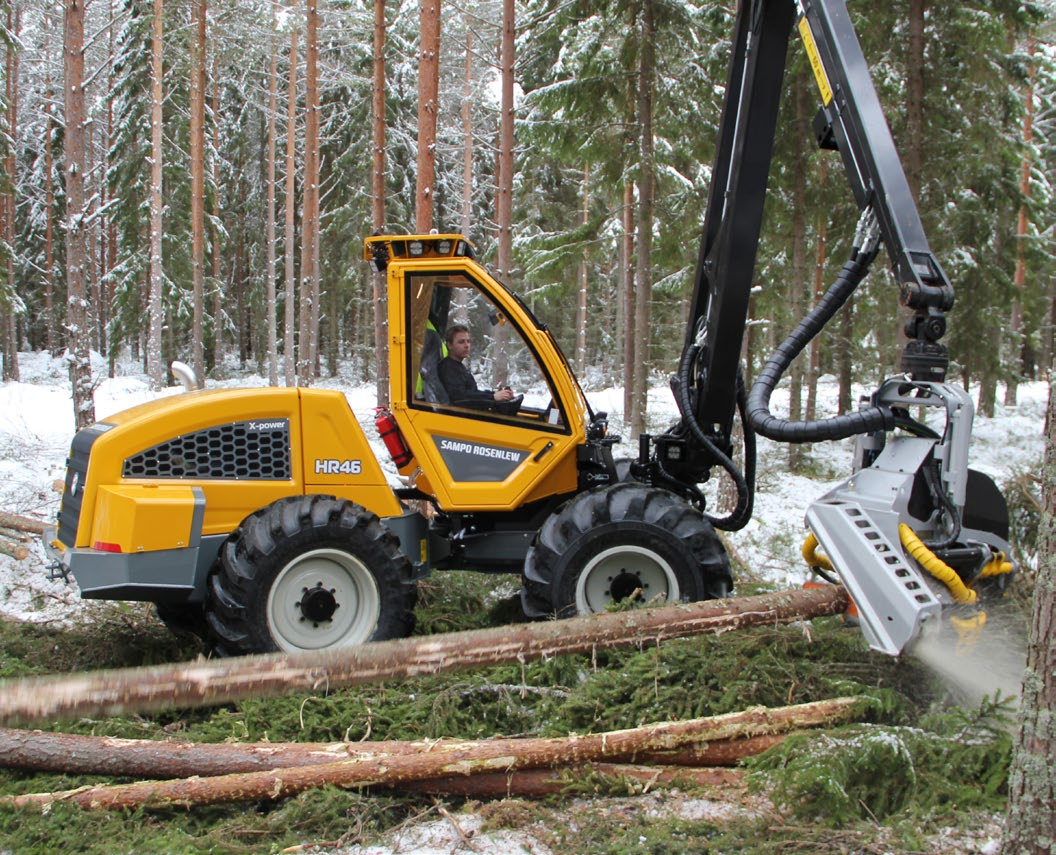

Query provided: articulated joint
[898,523,976,605]
[900,281,955,315]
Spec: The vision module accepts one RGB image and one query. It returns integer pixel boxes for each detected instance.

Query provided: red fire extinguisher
[374,408,414,469]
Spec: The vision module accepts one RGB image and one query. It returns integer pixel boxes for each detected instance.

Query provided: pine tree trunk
[576,166,590,375]
[64,0,96,424]
[372,0,389,405]
[802,213,827,420]
[1005,36,1036,407]
[144,0,165,389]
[1002,377,1056,854]
[283,14,299,387]
[265,12,280,386]
[1046,277,1056,376]
[189,0,207,382]
[2,7,19,380]
[491,0,515,386]
[838,300,853,415]
[621,180,635,421]
[326,272,338,375]
[630,0,655,439]
[85,121,101,358]
[787,77,809,469]
[906,0,924,201]
[978,369,998,419]
[899,0,925,374]
[297,0,320,385]
[208,58,223,374]
[415,0,440,233]
[42,11,57,355]
[459,26,473,238]
[806,165,828,422]
[103,0,116,374]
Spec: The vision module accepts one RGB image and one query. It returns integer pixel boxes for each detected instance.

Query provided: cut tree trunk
[395,763,745,798]
[4,698,860,810]
[0,586,851,725]
[0,511,46,534]
[0,723,799,780]
[0,538,29,560]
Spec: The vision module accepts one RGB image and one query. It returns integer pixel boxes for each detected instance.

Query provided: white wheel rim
[266,548,381,652]
[574,544,680,615]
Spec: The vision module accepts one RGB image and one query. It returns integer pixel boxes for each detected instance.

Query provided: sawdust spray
[908,610,1027,709]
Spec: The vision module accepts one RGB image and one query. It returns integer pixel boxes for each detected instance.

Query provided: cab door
[389,261,586,512]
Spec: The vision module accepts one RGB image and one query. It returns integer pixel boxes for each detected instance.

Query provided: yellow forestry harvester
[44,0,1014,656]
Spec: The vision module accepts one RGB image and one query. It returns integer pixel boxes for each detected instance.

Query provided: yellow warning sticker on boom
[799,16,834,106]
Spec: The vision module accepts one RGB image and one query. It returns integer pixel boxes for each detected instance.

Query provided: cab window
[405,272,564,427]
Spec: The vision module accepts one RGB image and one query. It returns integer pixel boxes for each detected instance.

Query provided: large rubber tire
[522,483,732,619]
[205,496,417,655]
[155,602,209,640]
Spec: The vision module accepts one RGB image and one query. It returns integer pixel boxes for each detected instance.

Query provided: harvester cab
[362,233,594,514]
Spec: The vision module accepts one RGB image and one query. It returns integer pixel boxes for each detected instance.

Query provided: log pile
[0,511,45,561]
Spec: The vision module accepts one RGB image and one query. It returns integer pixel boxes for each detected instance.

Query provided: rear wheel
[155,603,209,640]
[206,496,416,655]
[522,483,731,618]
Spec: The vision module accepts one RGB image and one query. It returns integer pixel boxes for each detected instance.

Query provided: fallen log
[0,511,47,535]
[0,537,29,561]
[0,526,33,543]
[634,733,788,767]
[0,585,850,725]
[2,697,860,810]
[395,763,746,798]
[0,723,797,779]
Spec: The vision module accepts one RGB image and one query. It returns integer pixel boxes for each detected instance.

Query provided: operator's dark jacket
[438,356,495,407]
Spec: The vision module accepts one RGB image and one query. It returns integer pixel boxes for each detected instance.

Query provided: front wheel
[522,483,732,618]
[206,496,417,655]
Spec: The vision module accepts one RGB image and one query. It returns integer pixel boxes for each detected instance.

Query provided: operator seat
[418,327,450,405]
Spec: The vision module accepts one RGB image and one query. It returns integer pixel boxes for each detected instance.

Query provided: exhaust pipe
[169,360,202,392]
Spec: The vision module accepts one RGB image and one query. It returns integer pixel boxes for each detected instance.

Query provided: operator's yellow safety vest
[415,319,448,397]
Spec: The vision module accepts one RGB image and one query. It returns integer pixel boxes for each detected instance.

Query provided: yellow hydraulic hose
[898,523,977,605]
[802,532,836,575]
[978,551,1013,579]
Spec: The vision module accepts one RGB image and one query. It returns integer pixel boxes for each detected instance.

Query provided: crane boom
[685,0,952,463]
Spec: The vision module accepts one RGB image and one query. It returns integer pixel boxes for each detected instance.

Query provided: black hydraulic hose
[921,458,962,550]
[746,254,895,443]
[674,350,756,532]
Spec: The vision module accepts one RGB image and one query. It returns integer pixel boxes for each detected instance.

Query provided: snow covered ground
[0,349,1046,627]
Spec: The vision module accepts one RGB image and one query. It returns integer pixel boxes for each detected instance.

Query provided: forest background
[0,0,1055,440]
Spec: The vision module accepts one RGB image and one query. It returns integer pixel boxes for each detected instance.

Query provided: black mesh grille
[123,420,292,480]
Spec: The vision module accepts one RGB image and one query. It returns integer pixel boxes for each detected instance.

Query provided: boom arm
[683,0,953,468]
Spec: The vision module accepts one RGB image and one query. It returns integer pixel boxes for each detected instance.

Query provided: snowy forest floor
[0,351,1046,854]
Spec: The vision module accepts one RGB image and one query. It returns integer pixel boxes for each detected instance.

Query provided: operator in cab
[439,324,518,412]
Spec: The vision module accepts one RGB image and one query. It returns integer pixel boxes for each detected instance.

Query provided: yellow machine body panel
[373,238,590,512]
[65,387,400,549]
[297,390,403,515]
[90,484,199,553]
